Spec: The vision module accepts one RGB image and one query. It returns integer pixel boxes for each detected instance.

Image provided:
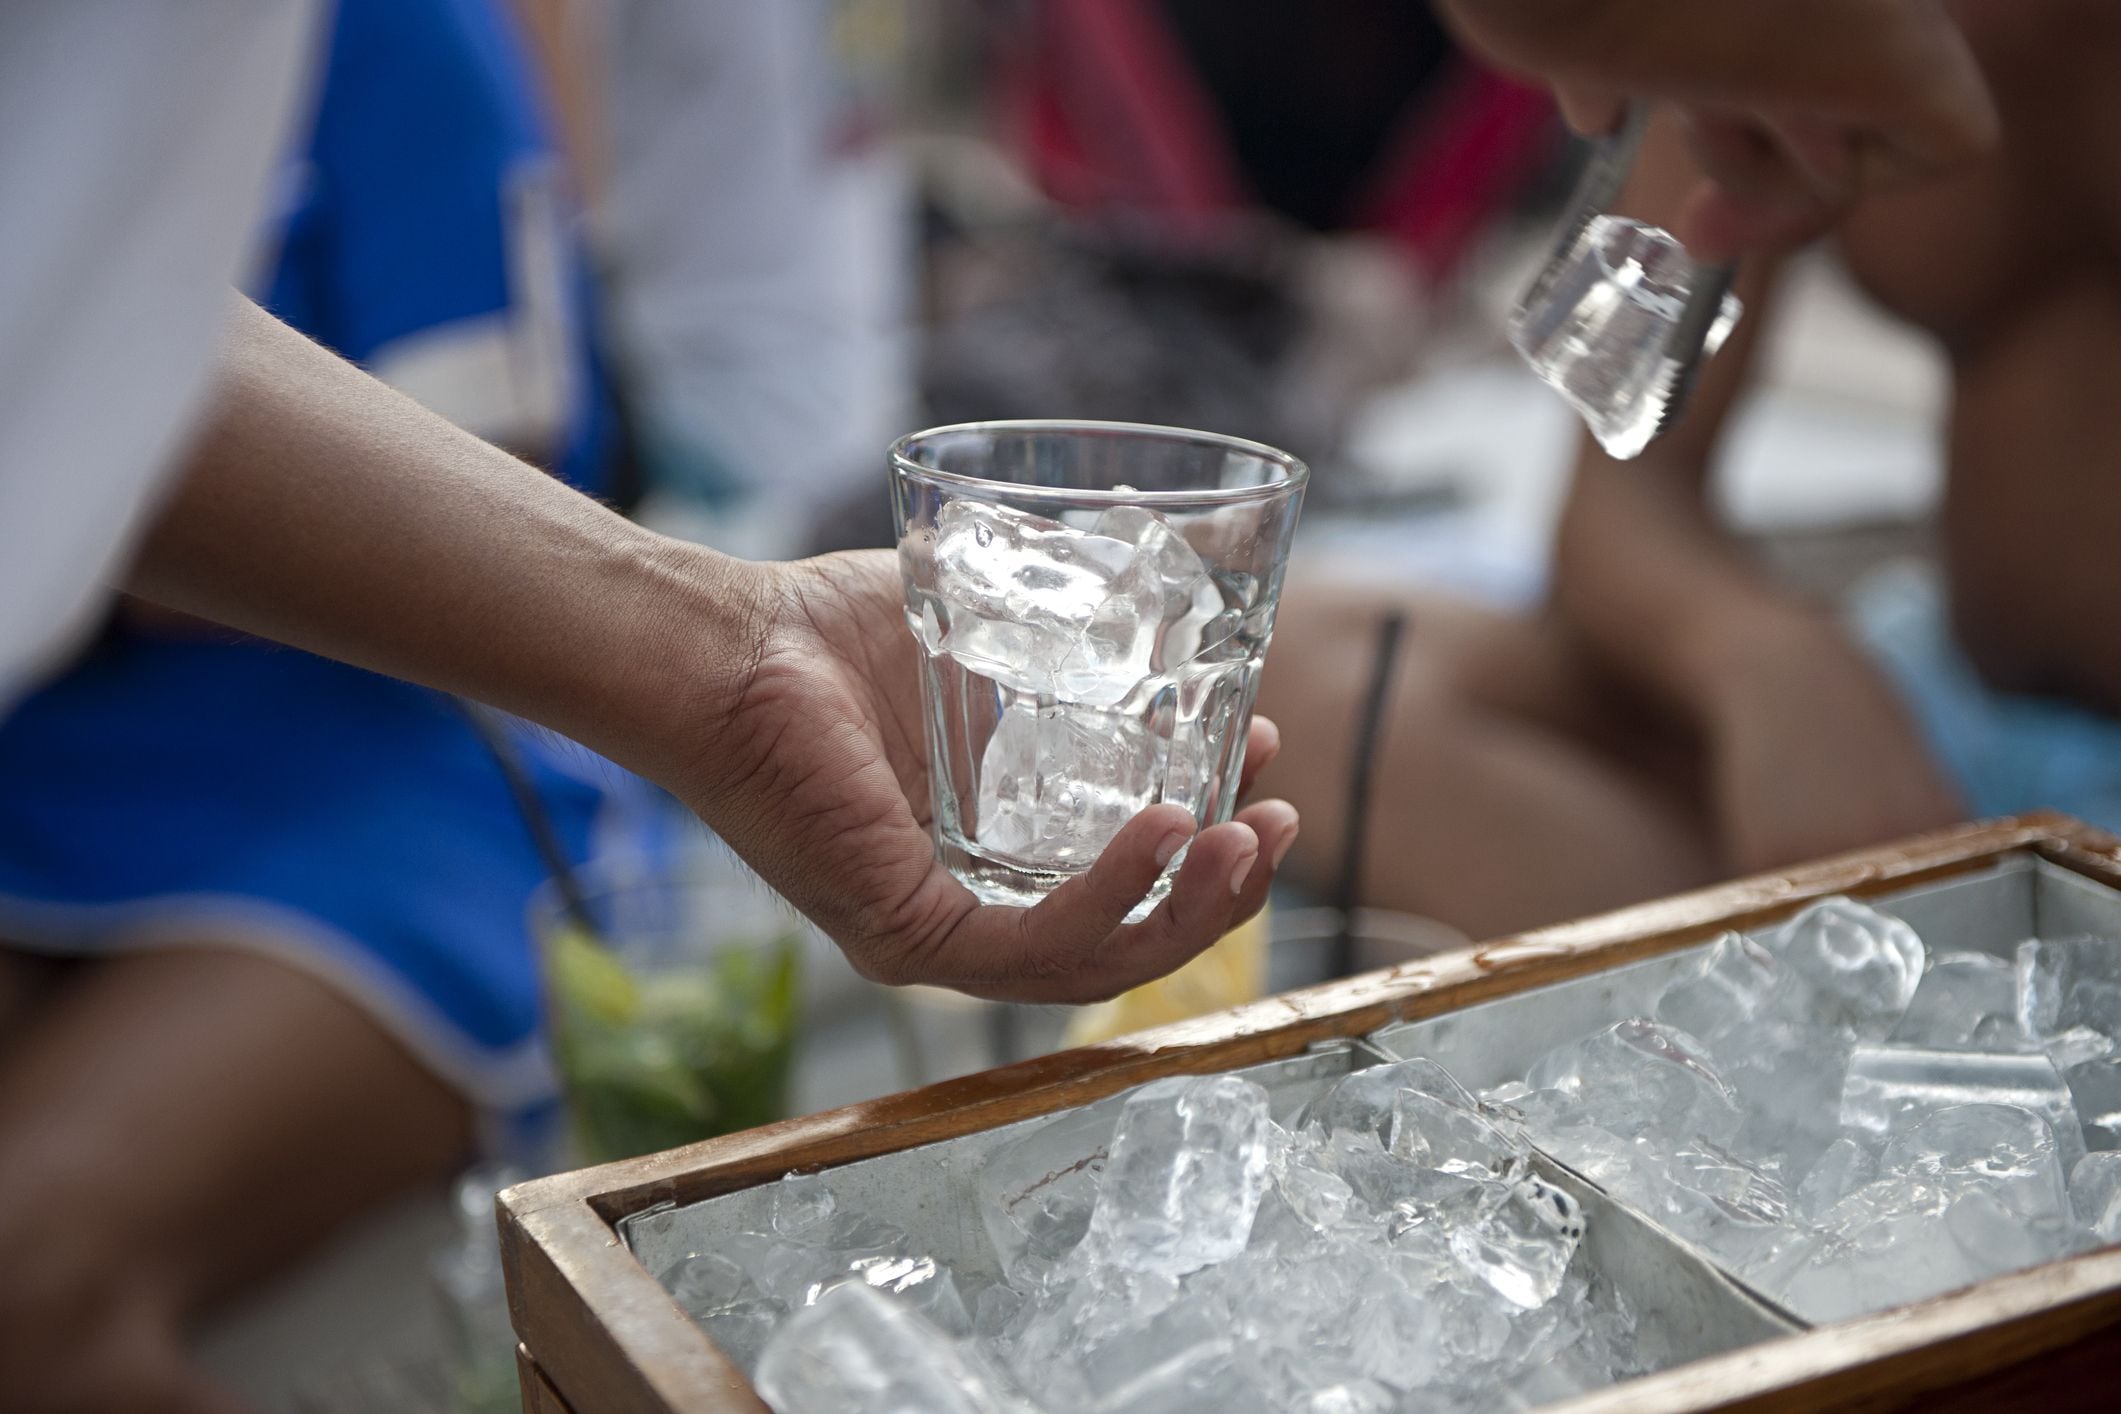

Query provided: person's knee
[0,1276,235,1414]
[0,1168,220,1413]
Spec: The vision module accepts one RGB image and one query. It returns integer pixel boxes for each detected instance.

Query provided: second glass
[891,421,1307,917]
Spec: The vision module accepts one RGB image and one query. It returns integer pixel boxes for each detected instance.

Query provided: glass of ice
[891,420,1307,919]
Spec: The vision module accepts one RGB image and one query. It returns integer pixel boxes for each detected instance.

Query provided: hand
[126,306,1294,1003]
[686,551,1299,1004]
[1704,610,1965,875]
[1435,0,1998,258]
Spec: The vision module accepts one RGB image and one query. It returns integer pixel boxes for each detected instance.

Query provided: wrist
[594,533,782,798]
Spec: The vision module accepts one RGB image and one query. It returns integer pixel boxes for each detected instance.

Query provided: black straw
[456,699,602,939]
[1332,611,1406,977]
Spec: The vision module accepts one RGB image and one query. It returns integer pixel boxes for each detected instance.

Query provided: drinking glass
[532,854,804,1164]
[891,420,1307,918]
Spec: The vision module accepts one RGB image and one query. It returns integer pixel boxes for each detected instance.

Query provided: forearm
[128,299,764,789]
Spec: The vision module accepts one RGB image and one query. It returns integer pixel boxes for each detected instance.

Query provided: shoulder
[1837,5,2121,351]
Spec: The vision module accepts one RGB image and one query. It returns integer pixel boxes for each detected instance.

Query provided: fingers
[1011,803,1200,979]
[876,804,1197,1003]
[1236,715,1280,798]
[847,794,1299,1005]
[1676,3,1996,240]
[1051,801,1299,1003]
[1442,0,1997,259]
[1674,113,1846,260]
[932,797,1301,1004]
[1231,799,1300,923]
[1061,818,1266,1002]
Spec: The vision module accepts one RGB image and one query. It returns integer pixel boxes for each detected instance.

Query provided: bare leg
[1257,584,1717,939]
[0,947,68,1054]
[0,947,473,1414]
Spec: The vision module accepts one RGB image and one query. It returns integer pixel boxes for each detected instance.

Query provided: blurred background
[0,0,1948,1408]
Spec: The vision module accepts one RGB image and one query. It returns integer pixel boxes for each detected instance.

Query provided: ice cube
[2069,1151,2121,1244]
[1509,1112,1640,1193]
[988,1255,1187,1404]
[1796,1136,1879,1219]
[1309,1125,1484,1224]
[2018,937,2070,1037]
[1056,506,1233,706]
[1773,1180,1983,1321]
[1252,1132,1360,1251]
[1880,1104,2071,1229]
[1296,1057,1521,1176]
[2018,935,2121,1042]
[1525,1018,1742,1145]
[1504,1269,1645,1401]
[655,1249,784,1371]
[1654,931,1779,1044]
[659,1249,754,1317]
[701,1300,784,1373]
[1075,1296,1219,1396]
[2067,1057,2121,1152]
[2059,939,2121,1039]
[771,1171,839,1237]
[1288,1380,1398,1414]
[930,500,1133,696]
[1714,1016,1852,1175]
[1765,897,1926,1039]
[1943,1184,2072,1275]
[974,700,1157,867]
[978,1096,1123,1277]
[753,1282,1029,1414]
[724,1212,970,1334]
[1446,1170,1586,1309]
[1204,1243,1445,1395]
[2046,1026,2118,1072]
[1509,216,1742,460]
[1073,1298,1257,1413]
[1841,1047,2084,1173]
[1891,952,2023,1050]
[1634,1142,1800,1273]
[1084,1075,1273,1277]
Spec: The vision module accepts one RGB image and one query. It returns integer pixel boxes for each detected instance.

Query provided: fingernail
[1154,828,1191,869]
[1230,849,1258,896]
[1271,819,1299,870]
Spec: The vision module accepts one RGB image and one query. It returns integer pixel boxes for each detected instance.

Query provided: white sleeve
[0,0,323,708]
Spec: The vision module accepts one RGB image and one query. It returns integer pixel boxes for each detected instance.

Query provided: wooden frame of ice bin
[501,812,2121,1413]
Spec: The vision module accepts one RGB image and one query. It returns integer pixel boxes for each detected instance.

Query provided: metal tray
[502,817,2121,1414]
[618,851,2121,1403]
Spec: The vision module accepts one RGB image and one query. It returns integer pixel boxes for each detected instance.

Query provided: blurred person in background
[0,2,651,1407]
[1432,0,1997,259]
[999,0,1552,276]
[586,0,918,559]
[1259,6,2113,944]
[916,0,1559,507]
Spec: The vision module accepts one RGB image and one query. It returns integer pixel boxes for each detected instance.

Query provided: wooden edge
[519,1345,578,1414]
[501,1185,768,1414]
[1542,1247,2121,1413]
[2032,817,2121,888]
[501,811,2106,1412]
